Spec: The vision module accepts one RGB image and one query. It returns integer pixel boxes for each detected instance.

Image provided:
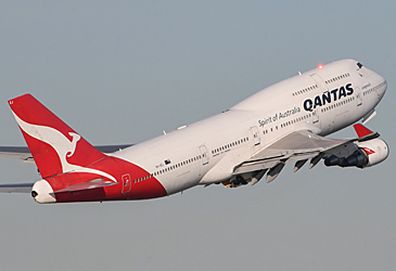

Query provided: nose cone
[382,79,387,96]
[369,69,387,99]
[31,180,56,204]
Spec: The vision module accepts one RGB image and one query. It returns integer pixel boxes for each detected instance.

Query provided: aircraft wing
[0,144,133,162]
[233,129,367,181]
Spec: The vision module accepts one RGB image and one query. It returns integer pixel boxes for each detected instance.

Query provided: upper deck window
[357,62,363,69]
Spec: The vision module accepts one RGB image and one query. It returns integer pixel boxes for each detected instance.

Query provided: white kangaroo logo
[66,132,81,158]
[13,113,117,182]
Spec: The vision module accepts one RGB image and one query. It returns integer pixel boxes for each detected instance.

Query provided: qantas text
[303,83,354,111]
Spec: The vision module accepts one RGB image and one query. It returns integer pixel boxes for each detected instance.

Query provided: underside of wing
[234,130,354,174]
[232,129,361,184]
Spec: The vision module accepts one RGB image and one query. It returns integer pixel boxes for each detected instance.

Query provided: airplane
[0,59,389,204]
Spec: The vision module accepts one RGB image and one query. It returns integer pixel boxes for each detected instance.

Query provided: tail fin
[8,94,106,178]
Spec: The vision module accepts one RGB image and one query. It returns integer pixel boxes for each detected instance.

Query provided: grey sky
[0,1,395,270]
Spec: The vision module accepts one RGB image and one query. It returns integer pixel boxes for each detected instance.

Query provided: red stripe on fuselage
[46,156,167,203]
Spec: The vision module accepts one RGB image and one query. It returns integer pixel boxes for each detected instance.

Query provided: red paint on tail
[9,94,105,178]
[9,93,168,202]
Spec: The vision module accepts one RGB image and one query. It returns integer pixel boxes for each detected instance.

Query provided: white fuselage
[113,59,387,195]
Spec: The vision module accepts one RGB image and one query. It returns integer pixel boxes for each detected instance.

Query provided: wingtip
[353,123,374,138]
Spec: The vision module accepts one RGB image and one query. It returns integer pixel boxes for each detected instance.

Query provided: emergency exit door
[250,126,261,146]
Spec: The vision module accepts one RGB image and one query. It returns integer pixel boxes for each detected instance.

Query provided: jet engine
[324,138,389,168]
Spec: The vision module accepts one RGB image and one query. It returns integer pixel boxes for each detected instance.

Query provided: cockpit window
[357,62,363,69]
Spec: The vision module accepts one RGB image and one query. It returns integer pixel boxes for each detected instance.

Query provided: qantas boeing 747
[0,59,389,203]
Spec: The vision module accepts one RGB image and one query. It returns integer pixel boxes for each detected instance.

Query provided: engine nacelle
[324,138,389,168]
[356,138,390,167]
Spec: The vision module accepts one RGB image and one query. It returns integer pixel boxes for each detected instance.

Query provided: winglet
[353,124,374,138]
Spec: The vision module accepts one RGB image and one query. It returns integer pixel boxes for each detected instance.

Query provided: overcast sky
[0,1,395,270]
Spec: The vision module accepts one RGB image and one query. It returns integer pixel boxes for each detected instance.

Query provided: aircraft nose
[383,79,387,93]
[371,70,387,99]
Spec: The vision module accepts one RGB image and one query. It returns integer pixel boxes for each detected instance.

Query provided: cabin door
[199,145,209,165]
[121,173,132,194]
[250,126,261,146]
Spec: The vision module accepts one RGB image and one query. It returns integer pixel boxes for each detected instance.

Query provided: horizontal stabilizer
[55,178,118,193]
[0,183,33,193]
[0,178,118,194]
